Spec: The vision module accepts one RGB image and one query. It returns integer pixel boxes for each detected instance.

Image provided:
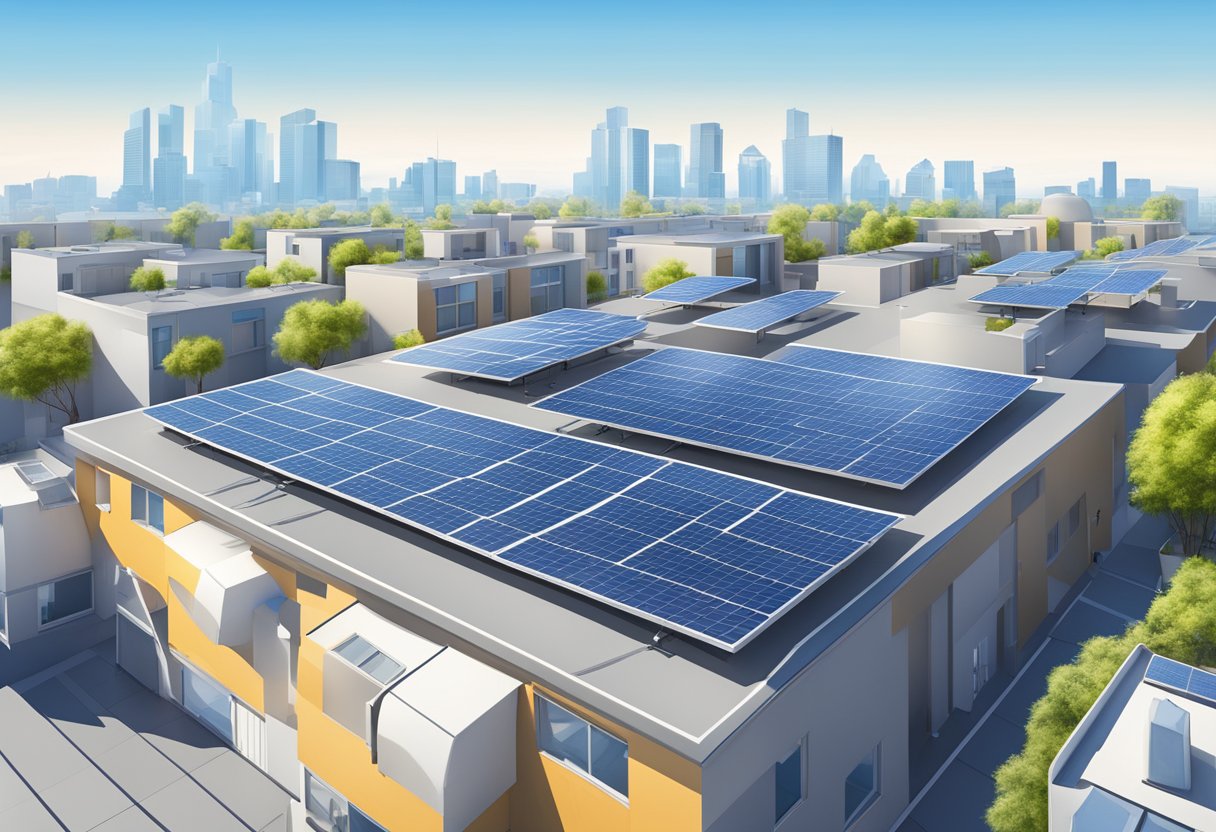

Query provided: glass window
[624,249,633,264]
[1011,471,1042,518]
[131,483,147,523]
[38,571,93,628]
[305,771,389,832]
[1069,499,1082,536]
[435,284,476,335]
[151,325,173,368]
[775,744,803,823]
[530,266,565,316]
[492,274,507,320]
[536,694,628,799]
[182,665,234,743]
[59,272,73,291]
[334,634,404,684]
[231,308,265,353]
[131,483,165,534]
[844,747,879,826]
[1046,522,1060,562]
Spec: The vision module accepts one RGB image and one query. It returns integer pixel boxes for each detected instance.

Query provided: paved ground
[0,640,292,831]
[894,512,1167,832]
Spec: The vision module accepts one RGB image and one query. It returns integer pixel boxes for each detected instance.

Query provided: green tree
[846,211,920,253]
[619,191,654,218]
[471,198,513,214]
[988,558,1216,832]
[968,251,995,271]
[404,219,424,259]
[768,204,826,263]
[1141,194,1183,221]
[641,258,694,293]
[958,201,985,218]
[525,200,554,219]
[165,203,217,247]
[273,299,367,370]
[221,220,256,250]
[885,215,918,246]
[0,314,92,423]
[523,233,540,252]
[1046,216,1060,241]
[129,266,167,292]
[1082,236,1125,260]
[586,271,608,302]
[1129,372,1216,554]
[161,335,224,394]
[0,265,9,282]
[245,261,318,288]
[1000,199,1041,218]
[678,202,707,216]
[328,239,402,277]
[808,203,839,221]
[425,204,455,230]
[244,266,274,288]
[95,222,137,242]
[15,230,35,249]
[841,201,876,224]
[369,247,401,265]
[725,202,742,215]
[559,196,599,218]
[393,329,425,350]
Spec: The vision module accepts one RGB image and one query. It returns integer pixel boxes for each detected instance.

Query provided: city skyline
[2,0,1214,198]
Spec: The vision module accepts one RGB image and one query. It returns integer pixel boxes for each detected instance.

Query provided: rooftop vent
[14,460,56,486]
[1146,697,1191,791]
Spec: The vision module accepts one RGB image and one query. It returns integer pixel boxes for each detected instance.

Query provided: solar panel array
[389,308,647,382]
[144,369,901,652]
[1108,237,1204,261]
[974,251,1080,275]
[967,284,1089,310]
[643,276,757,304]
[533,346,1036,488]
[693,290,841,334]
[1144,654,1216,704]
[970,266,1167,308]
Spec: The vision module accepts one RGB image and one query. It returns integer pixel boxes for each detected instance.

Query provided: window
[492,273,507,321]
[151,325,173,369]
[435,283,477,334]
[536,694,628,799]
[231,308,265,353]
[95,469,111,512]
[131,483,165,534]
[305,771,388,832]
[181,664,234,743]
[624,249,633,264]
[59,272,73,291]
[333,634,404,684]
[1068,499,1082,537]
[844,747,879,826]
[38,570,93,628]
[1011,471,1042,518]
[211,271,240,289]
[530,266,565,316]
[775,743,803,824]
[1046,522,1061,563]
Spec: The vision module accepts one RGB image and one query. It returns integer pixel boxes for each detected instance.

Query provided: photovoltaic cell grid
[967,284,1089,310]
[643,276,757,304]
[1108,237,1206,261]
[969,266,1167,308]
[974,251,1080,275]
[533,346,1036,488]
[389,308,647,382]
[1144,654,1216,705]
[692,290,842,333]
[144,369,901,652]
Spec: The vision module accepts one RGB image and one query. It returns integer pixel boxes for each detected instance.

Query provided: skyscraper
[464,175,481,200]
[782,108,811,202]
[653,144,682,199]
[194,60,236,172]
[403,158,456,215]
[1102,161,1117,203]
[1164,186,1200,231]
[943,160,976,201]
[737,146,771,206]
[118,107,152,209]
[1078,178,1096,202]
[228,119,272,201]
[1124,178,1151,205]
[482,170,498,200]
[849,154,889,208]
[904,159,936,202]
[154,105,186,210]
[808,135,843,205]
[688,123,724,199]
[324,160,361,202]
[279,109,336,206]
[782,109,841,204]
[983,167,1016,216]
[589,107,649,212]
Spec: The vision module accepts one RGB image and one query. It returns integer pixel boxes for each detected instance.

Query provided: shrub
[393,329,424,350]
[129,266,166,292]
[986,317,1014,332]
[586,271,608,303]
[969,251,995,270]
[641,258,694,293]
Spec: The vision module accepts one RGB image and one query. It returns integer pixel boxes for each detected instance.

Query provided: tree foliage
[768,204,826,263]
[985,316,1014,332]
[841,201,876,224]
[370,202,397,227]
[393,329,425,350]
[95,222,137,242]
[1141,194,1183,221]
[586,271,608,302]
[328,239,400,277]
[221,220,256,250]
[273,299,367,370]
[129,266,167,292]
[162,335,224,393]
[0,265,10,282]
[1082,236,1126,260]
[525,200,554,219]
[969,251,995,270]
[988,558,1216,832]
[404,219,424,259]
[15,230,35,249]
[425,204,455,230]
[641,258,694,293]
[522,233,540,252]
[1045,216,1061,241]
[808,203,838,222]
[619,191,655,218]
[846,211,919,253]
[725,202,742,215]
[245,260,318,287]
[0,314,92,422]
[559,196,599,219]
[471,198,513,214]
[678,202,707,216]
[165,202,217,247]
[1000,199,1041,218]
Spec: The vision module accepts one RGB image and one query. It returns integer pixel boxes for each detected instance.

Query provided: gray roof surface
[89,283,335,313]
[142,248,261,266]
[615,230,781,246]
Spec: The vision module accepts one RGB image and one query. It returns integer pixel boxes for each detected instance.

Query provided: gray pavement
[895,512,1168,832]
[0,641,291,831]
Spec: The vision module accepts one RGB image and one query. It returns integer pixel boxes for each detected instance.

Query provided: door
[116,612,160,693]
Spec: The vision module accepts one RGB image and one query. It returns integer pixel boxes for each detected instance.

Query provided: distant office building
[464,175,481,200]
[737,146,771,206]
[808,135,843,205]
[31,177,56,206]
[157,104,184,156]
[782,109,841,204]
[687,123,724,199]
[55,175,96,214]
[983,167,1016,216]
[904,159,936,202]
[228,119,272,201]
[587,107,649,211]
[117,107,152,209]
[849,154,890,208]
[943,160,976,201]
[279,109,337,206]
[786,108,809,140]
[402,158,456,215]
[1044,185,1072,196]
[1165,185,1200,231]
[4,183,32,216]
[194,60,236,172]
[1102,160,1117,202]
[153,105,186,210]
[482,170,498,199]
[653,144,682,199]
[324,160,360,202]
[1078,177,1096,202]
[499,183,536,203]
[1124,178,1151,205]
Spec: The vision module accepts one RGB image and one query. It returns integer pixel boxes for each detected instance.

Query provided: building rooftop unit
[19,241,181,259]
[141,249,262,267]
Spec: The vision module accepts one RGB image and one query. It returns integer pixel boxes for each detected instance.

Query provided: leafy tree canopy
[968,251,995,270]
[425,204,455,230]
[522,233,540,251]
[808,203,838,221]
[393,329,425,350]
[95,222,137,242]
[165,202,217,246]
[0,313,92,422]
[841,201,876,225]
[328,239,401,278]
[221,219,256,250]
[1000,199,1041,217]
[15,230,35,249]
[245,260,318,287]
[559,196,599,219]
[1046,216,1060,240]
[525,200,554,219]
[678,202,707,216]
[1141,194,1183,222]
[768,204,826,263]
[273,299,366,369]
[1082,236,1126,260]
[846,211,919,253]
[619,191,655,218]
[404,219,424,259]
[129,266,167,292]
[162,335,224,393]
[471,198,513,214]
[641,258,694,293]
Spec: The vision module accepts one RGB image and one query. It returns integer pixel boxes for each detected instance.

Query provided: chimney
[1146,697,1191,791]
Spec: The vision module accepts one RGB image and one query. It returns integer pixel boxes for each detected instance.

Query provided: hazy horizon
[3,0,1214,199]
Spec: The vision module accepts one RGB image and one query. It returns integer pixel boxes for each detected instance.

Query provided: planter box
[1159,537,1186,585]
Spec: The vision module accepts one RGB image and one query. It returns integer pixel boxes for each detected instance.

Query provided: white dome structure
[1039,192,1093,223]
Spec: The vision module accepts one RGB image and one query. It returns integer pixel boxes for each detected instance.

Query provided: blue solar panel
[974,251,1080,275]
[1108,237,1200,261]
[644,276,757,304]
[692,290,841,333]
[1047,266,1119,288]
[533,346,1035,488]
[390,308,647,382]
[144,368,900,652]
[1144,654,1216,706]
[1038,266,1165,296]
[968,284,1090,309]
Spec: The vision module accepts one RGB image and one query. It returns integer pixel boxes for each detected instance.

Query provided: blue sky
[3,0,1214,196]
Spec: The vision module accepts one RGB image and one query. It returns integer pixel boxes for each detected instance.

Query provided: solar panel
[389,308,647,382]
[643,276,757,304]
[1047,265,1119,288]
[1108,237,1199,261]
[1043,266,1165,296]
[144,369,900,652]
[692,290,841,334]
[974,251,1080,275]
[1144,654,1216,706]
[533,346,1035,488]
[968,283,1090,309]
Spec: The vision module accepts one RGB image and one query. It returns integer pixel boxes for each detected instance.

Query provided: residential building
[420,227,500,262]
[464,175,481,200]
[983,167,1016,216]
[904,159,936,202]
[265,226,406,284]
[1125,178,1152,205]
[1164,186,1200,231]
[400,158,456,216]
[117,108,152,210]
[653,143,682,198]
[279,109,337,207]
[943,160,977,202]
[615,229,784,293]
[816,243,956,305]
[737,145,771,207]
[850,154,890,208]
[482,170,499,200]
[1102,160,1118,202]
[687,122,725,199]
[588,107,649,212]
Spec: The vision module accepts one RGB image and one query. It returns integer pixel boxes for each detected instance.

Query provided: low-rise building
[815,243,956,305]
[420,227,500,261]
[141,248,264,288]
[615,230,785,294]
[265,226,406,284]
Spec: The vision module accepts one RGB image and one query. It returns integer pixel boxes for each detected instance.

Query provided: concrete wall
[817,261,908,306]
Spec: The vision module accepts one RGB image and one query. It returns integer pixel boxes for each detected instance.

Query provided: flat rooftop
[614,230,781,246]
[19,241,180,258]
[265,226,399,238]
[346,260,496,280]
[85,283,335,313]
[142,249,262,266]
[65,302,1120,760]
